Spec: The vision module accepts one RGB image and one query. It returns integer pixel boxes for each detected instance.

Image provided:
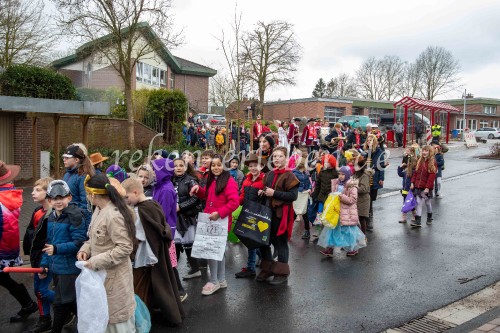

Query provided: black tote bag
[233,200,272,249]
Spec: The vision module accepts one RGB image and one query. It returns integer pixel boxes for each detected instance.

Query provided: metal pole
[463,89,466,141]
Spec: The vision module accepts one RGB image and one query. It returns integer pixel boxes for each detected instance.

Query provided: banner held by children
[191,213,228,261]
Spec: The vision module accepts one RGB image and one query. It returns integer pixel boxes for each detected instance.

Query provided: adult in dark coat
[134,199,185,326]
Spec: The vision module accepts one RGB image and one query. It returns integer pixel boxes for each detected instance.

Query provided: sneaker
[63,314,76,329]
[23,316,52,333]
[346,250,358,256]
[201,282,220,296]
[219,280,228,288]
[235,268,256,278]
[179,291,188,302]
[301,230,311,239]
[10,302,38,323]
[320,248,333,257]
[410,221,422,228]
[183,269,202,280]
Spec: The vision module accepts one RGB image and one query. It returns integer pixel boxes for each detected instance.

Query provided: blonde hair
[416,145,437,173]
[122,178,144,193]
[363,134,378,153]
[34,177,54,191]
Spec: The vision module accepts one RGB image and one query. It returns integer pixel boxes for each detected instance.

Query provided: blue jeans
[246,248,261,271]
[34,271,54,316]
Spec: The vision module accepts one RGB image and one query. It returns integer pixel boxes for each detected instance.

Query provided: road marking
[377,165,500,199]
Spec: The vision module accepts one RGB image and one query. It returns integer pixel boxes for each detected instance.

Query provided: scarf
[270,168,295,240]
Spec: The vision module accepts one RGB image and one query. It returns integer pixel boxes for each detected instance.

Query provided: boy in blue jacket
[39,180,88,333]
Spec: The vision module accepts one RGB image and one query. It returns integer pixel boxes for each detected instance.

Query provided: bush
[147,89,188,144]
[0,65,77,100]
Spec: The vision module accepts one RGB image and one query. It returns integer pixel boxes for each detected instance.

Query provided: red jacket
[301,125,318,146]
[239,172,265,205]
[196,176,240,229]
[287,123,300,145]
[253,121,263,141]
[411,160,437,189]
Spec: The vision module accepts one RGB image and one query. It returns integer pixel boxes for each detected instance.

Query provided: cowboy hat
[244,153,266,166]
[0,160,21,185]
[89,152,109,166]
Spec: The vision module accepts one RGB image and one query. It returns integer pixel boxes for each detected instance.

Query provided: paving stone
[477,323,497,331]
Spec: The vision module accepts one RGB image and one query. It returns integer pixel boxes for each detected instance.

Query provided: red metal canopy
[392,97,460,147]
[394,97,460,113]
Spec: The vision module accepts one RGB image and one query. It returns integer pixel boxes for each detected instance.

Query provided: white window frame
[483,105,496,114]
[170,72,175,89]
[160,70,166,86]
[136,62,143,82]
[324,106,344,123]
[492,120,500,128]
[152,67,159,86]
[456,118,465,130]
[479,120,488,128]
[469,119,478,131]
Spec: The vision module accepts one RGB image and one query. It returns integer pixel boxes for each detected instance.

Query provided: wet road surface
[1,143,499,333]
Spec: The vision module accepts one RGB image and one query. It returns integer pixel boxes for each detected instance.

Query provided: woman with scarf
[318,166,367,257]
[256,146,299,285]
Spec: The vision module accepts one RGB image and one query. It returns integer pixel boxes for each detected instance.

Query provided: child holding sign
[191,154,239,295]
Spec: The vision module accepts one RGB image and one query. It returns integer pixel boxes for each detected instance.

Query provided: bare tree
[241,20,301,116]
[209,72,237,108]
[416,46,461,100]
[215,8,250,149]
[379,55,405,100]
[356,57,384,100]
[399,61,421,98]
[325,73,357,98]
[51,0,182,148]
[0,0,56,67]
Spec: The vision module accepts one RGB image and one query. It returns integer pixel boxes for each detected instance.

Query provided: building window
[170,72,175,89]
[160,70,166,86]
[493,121,500,128]
[483,105,496,114]
[324,106,344,123]
[468,119,477,131]
[480,120,488,128]
[135,61,167,87]
[456,118,465,130]
[369,108,390,124]
[136,62,143,82]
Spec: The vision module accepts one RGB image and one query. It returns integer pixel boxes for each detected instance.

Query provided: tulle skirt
[318,223,367,252]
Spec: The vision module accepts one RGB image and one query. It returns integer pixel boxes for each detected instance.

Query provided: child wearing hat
[106,164,129,183]
[301,118,319,154]
[318,166,366,257]
[228,157,244,192]
[89,152,109,174]
[0,161,39,323]
[39,180,88,332]
[234,154,266,278]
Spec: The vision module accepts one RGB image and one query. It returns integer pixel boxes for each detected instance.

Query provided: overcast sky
[170,0,500,102]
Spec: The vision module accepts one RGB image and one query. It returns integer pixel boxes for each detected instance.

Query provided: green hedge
[0,65,77,100]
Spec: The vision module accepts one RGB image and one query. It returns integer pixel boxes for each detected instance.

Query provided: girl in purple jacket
[191,154,239,296]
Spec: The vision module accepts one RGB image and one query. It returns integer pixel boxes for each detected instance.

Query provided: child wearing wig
[410,145,437,228]
[318,166,366,257]
[191,155,239,295]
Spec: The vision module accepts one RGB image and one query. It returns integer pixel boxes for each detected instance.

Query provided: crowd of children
[0,126,448,331]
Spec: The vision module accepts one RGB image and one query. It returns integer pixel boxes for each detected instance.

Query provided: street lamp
[462,90,473,141]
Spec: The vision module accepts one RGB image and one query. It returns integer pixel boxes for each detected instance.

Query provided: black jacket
[311,168,339,203]
[23,206,52,268]
[172,173,201,235]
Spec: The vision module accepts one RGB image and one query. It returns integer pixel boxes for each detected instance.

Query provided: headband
[84,175,108,195]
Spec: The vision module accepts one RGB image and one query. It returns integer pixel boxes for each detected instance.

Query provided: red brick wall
[13,113,41,179]
[89,65,125,90]
[38,116,160,150]
[263,101,353,122]
[175,75,209,114]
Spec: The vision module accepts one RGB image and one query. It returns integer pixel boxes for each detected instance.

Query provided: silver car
[473,127,500,139]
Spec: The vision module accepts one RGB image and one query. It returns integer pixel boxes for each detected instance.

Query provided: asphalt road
[1,143,499,333]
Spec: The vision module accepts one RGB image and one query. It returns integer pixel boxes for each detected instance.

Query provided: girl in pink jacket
[318,166,367,257]
[192,154,239,296]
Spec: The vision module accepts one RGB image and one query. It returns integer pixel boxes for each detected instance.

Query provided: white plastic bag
[75,261,109,333]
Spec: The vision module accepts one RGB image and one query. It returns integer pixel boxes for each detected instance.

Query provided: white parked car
[473,127,500,139]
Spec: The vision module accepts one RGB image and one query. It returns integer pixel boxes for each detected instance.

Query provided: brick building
[51,23,216,114]
[439,97,500,131]
[263,97,394,124]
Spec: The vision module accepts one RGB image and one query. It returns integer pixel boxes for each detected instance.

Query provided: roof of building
[265,97,354,105]
[50,22,216,77]
[394,97,460,113]
[438,97,500,106]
